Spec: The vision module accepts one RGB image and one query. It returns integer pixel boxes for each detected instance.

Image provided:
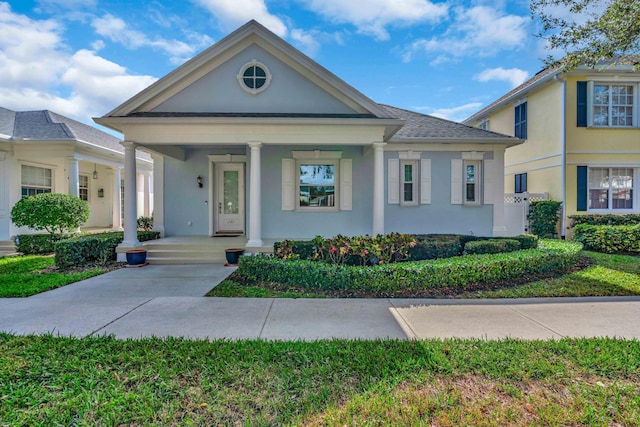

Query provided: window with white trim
[21,165,52,197]
[478,119,490,131]
[588,167,634,210]
[79,174,89,201]
[591,83,635,127]
[237,60,272,95]
[401,160,418,206]
[464,160,481,205]
[298,162,337,209]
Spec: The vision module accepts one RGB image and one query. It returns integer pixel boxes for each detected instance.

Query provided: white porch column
[112,167,122,230]
[143,173,151,217]
[246,141,263,247]
[120,141,140,249]
[372,142,386,236]
[136,172,145,218]
[151,154,165,237]
[66,156,79,197]
[492,145,508,236]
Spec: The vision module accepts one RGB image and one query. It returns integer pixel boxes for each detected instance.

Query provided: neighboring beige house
[0,107,153,242]
[464,63,640,237]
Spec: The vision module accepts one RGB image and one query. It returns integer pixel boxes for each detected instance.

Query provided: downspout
[555,74,567,238]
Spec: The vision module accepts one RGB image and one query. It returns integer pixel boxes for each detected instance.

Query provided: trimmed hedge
[573,224,640,254]
[16,233,76,254]
[570,214,640,227]
[238,240,581,295]
[463,239,521,255]
[54,231,160,269]
[273,234,538,264]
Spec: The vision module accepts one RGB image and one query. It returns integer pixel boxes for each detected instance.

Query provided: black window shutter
[577,166,588,211]
[577,81,587,127]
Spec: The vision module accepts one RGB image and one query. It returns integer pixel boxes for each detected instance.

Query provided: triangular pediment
[104,21,394,119]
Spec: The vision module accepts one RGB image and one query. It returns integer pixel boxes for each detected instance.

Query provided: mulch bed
[226,255,594,298]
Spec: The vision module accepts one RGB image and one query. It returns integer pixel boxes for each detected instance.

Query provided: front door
[215,163,245,234]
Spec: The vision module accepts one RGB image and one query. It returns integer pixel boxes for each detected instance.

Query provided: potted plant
[126,248,148,266]
[225,248,244,266]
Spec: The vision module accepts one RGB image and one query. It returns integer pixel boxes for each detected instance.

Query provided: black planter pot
[126,249,148,266]
[225,248,245,265]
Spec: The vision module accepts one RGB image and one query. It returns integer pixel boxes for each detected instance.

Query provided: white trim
[339,158,352,211]
[461,151,485,160]
[281,158,295,211]
[505,163,562,174]
[399,159,418,206]
[514,97,528,107]
[451,159,463,205]
[295,159,339,211]
[568,150,640,155]
[292,150,342,159]
[567,161,640,166]
[463,159,482,206]
[483,159,494,205]
[208,154,247,163]
[505,153,562,168]
[398,151,421,160]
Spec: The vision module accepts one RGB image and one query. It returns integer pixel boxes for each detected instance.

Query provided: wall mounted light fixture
[93,163,98,179]
[197,176,203,188]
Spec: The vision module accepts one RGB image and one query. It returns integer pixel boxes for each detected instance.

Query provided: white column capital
[248,141,263,149]
[65,155,79,161]
[120,141,138,149]
[372,142,386,151]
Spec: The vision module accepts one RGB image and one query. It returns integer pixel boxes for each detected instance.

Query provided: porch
[139,236,277,264]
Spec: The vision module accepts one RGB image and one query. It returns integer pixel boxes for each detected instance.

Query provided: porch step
[145,249,227,265]
[0,240,19,258]
[142,236,249,265]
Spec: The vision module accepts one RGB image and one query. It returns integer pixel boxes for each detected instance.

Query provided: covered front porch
[135,235,277,264]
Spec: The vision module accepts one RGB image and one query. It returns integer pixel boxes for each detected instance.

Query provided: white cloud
[0,3,156,126]
[298,0,448,40]
[91,14,195,60]
[474,67,529,88]
[193,0,288,37]
[415,102,484,122]
[403,6,528,62]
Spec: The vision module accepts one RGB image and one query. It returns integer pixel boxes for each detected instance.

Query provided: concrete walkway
[1,264,640,340]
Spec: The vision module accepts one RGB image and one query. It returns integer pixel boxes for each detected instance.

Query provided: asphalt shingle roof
[379,104,518,141]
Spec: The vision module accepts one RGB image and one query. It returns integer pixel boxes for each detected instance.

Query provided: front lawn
[208,250,640,299]
[0,255,107,298]
[1,335,639,425]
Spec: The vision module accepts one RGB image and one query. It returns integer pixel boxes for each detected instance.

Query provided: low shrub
[409,235,462,260]
[463,239,521,255]
[15,233,76,254]
[573,224,640,254]
[238,241,582,295]
[54,231,160,269]
[569,214,640,227]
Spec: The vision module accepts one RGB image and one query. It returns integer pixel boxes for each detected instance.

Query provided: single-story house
[94,20,522,258]
[0,107,153,243]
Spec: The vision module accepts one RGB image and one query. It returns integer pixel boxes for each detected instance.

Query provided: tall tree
[532,0,640,70]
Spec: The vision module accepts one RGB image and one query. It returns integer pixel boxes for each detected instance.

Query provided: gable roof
[462,67,559,125]
[381,104,520,145]
[102,20,395,120]
[0,106,150,160]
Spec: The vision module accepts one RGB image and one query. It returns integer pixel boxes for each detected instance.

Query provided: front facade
[95,21,520,255]
[465,64,640,237]
[0,107,153,241]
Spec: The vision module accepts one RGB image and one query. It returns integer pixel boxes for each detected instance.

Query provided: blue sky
[1,0,553,134]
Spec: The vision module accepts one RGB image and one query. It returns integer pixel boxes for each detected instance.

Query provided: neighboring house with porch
[464,63,640,237]
[94,20,521,260]
[0,107,153,244]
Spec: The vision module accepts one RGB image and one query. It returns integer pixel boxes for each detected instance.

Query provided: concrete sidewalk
[1,264,639,340]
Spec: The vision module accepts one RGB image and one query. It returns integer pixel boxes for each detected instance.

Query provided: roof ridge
[44,110,75,139]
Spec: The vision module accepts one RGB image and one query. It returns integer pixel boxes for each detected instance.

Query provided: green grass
[0,255,106,297]
[1,335,638,425]
[464,251,640,299]
[210,250,640,299]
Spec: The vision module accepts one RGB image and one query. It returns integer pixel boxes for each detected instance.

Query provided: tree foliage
[11,193,90,235]
[532,0,640,71]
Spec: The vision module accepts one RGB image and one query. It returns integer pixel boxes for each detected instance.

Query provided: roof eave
[388,136,524,147]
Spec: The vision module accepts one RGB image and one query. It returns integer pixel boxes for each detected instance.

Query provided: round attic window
[238,60,272,95]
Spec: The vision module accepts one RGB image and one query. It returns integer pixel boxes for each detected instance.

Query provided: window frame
[588,82,636,128]
[79,174,89,202]
[478,119,490,131]
[21,164,53,197]
[237,60,272,95]
[296,160,339,211]
[587,166,636,212]
[400,160,419,206]
[463,160,482,206]
[514,100,527,139]
[514,173,527,194]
